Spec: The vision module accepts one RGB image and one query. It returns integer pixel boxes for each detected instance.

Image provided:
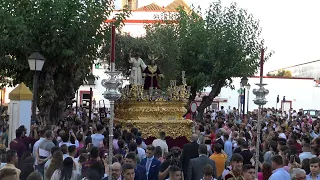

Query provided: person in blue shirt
[268,155,291,180]
[223,133,233,164]
[307,157,320,180]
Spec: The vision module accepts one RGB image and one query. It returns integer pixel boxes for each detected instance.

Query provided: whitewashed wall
[77,67,130,108]
[3,86,15,104]
[208,77,320,111]
[109,11,177,37]
[77,67,109,107]
[4,76,319,111]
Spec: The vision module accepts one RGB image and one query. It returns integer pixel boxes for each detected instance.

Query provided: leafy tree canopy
[0,0,130,123]
[129,1,274,117]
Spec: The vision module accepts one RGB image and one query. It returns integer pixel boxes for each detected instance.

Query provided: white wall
[121,23,146,37]
[111,11,176,21]
[3,86,16,104]
[77,67,110,108]
[109,11,178,37]
[211,77,320,111]
[77,67,130,108]
[114,0,123,10]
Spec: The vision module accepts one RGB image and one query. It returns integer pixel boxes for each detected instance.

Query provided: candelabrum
[252,83,269,176]
[101,71,122,179]
[121,71,191,102]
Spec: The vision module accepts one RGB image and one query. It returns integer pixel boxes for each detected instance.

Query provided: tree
[101,23,181,88]
[0,0,130,124]
[267,70,292,77]
[144,1,273,119]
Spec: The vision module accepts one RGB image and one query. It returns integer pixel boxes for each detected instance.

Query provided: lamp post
[28,52,45,124]
[0,89,3,106]
[240,77,248,119]
[102,25,122,180]
[252,48,269,176]
[246,83,251,114]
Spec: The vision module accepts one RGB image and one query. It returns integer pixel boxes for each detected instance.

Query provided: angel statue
[143,55,164,90]
[128,51,147,86]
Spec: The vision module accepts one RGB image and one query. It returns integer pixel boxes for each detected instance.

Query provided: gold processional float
[114,72,194,141]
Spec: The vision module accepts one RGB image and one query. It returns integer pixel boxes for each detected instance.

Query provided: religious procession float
[114,54,194,147]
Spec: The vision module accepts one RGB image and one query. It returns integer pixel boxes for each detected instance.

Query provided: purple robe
[143,65,162,90]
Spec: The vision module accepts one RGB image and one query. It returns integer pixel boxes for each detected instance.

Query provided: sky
[139,0,320,73]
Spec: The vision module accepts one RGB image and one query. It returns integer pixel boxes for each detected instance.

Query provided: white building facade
[268,60,320,80]
[207,76,320,112]
[3,75,320,112]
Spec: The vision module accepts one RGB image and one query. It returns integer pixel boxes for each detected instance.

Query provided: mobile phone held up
[290,155,295,164]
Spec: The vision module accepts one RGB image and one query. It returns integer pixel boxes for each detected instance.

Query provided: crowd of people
[0,106,319,180]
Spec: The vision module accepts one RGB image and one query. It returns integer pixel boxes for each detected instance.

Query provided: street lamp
[245,83,251,114]
[0,88,3,106]
[253,48,269,176]
[240,77,248,119]
[240,77,248,87]
[102,25,123,180]
[28,52,45,124]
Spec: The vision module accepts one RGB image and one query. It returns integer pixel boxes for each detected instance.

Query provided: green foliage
[101,25,180,88]
[0,0,130,122]
[142,1,273,114]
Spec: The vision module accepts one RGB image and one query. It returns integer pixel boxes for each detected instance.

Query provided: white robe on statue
[129,57,147,85]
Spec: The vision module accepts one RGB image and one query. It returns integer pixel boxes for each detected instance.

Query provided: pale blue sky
[140,0,320,73]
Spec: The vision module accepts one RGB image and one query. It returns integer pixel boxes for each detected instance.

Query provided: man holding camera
[158,147,183,180]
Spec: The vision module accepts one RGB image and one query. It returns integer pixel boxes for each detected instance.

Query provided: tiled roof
[165,0,191,12]
[136,0,191,12]
[137,2,164,11]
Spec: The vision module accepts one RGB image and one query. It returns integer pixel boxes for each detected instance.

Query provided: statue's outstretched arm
[129,57,133,63]
[140,59,147,70]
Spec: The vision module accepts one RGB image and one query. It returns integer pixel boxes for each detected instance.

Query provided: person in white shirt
[136,137,146,162]
[66,145,80,172]
[152,132,168,155]
[91,124,105,147]
[60,144,70,160]
[33,129,46,166]
[211,110,217,122]
[278,126,287,140]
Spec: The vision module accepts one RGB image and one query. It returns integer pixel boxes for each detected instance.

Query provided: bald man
[180,134,199,180]
[102,162,122,180]
[113,162,122,179]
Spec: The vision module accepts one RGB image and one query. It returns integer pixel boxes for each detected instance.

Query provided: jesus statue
[128,52,147,86]
[143,59,164,90]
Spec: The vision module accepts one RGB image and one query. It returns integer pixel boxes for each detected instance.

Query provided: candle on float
[260,48,264,78]
[110,25,116,71]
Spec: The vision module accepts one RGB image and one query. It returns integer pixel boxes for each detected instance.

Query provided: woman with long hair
[45,151,63,180]
[20,156,35,180]
[257,162,272,180]
[18,151,32,169]
[50,157,81,180]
